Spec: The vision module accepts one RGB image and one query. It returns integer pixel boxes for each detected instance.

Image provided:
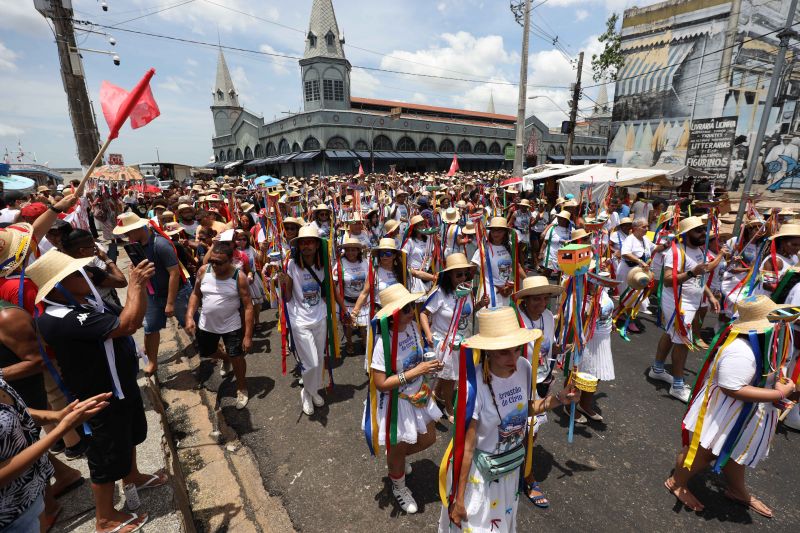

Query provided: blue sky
[0,0,639,167]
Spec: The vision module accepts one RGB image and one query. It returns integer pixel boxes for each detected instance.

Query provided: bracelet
[105,259,114,265]
[398,372,407,386]
[49,205,64,214]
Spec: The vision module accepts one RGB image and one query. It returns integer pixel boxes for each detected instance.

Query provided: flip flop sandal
[53,476,84,498]
[97,513,149,533]
[724,490,773,518]
[526,481,550,508]
[135,471,169,492]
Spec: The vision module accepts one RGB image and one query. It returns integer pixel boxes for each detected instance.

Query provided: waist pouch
[399,382,431,408]
[473,444,525,482]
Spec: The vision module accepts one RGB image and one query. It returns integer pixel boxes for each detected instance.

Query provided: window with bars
[323,79,333,101]
[323,79,345,102]
[304,80,320,102]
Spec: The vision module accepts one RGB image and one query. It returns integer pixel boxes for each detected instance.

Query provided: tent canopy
[524,164,600,190]
[557,164,671,199]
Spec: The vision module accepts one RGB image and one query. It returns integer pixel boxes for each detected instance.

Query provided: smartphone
[124,243,147,266]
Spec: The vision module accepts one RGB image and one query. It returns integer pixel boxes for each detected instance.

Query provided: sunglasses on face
[209,259,228,266]
[379,251,395,258]
[452,270,470,278]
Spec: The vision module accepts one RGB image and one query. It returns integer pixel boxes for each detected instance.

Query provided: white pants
[294,319,327,394]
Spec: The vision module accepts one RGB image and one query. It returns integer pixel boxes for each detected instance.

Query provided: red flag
[100,68,160,140]
[357,161,365,177]
[447,154,459,176]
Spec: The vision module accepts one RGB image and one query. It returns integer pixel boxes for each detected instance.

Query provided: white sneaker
[392,484,418,514]
[311,391,325,407]
[301,389,314,416]
[405,463,413,476]
[220,361,232,377]
[236,390,249,410]
[669,385,691,403]
[648,367,674,384]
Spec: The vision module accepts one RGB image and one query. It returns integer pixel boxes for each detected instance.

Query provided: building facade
[209,0,608,177]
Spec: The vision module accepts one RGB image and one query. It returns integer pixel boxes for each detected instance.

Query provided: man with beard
[649,216,721,402]
[176,204,199,238]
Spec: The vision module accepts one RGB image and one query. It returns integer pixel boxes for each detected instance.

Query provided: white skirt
[438,459,521,533]
[579,326,615,381]
[345,301,370,327]
[362,387,442,446]
[433,332,463,381]
[248,275,266,305]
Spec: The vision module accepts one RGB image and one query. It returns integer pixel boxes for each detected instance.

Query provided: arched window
[278,139,290,154]
[292,142,301,153]
[303,136,321,151]
[235,148,243,160]
[457,140,472,153]
[216,90,224,101]
[439,139,455,152]
[595,147,601,155]
[373,135,393,151]
[474,141,487,154]
[488,142,501,154]
[354,139,369,150]
[244,146,253,160]
[226,149,233,161]
[419,138,435,152]
[601,147,607,155]
[307,32,317,48]
[254,144,263,158]
[325,31,335,46]
[326,136,349,149]
[558,145,565,156]
[397,137,416,152]
[548,145,556,156]
[219,150,226,162]
[266,142,277,156]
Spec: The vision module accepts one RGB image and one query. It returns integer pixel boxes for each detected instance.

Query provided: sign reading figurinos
[685,116,738,175]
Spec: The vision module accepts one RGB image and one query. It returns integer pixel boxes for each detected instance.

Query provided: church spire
[304,0,346,60]
[487,91,496,114]
[595,84,609,115]
[213,48,240,108]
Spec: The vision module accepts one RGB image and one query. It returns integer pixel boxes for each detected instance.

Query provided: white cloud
[576,9,590,21]
[158,76,192,94]
[0,42,18,71]
[229,65,251,106]
[0,124,24,137]
[151,0,280,35]
[186,58,199,67]
[259,44,293,76]
[437,2,447,13]
[351,69,381,98]
[0,0,51,36]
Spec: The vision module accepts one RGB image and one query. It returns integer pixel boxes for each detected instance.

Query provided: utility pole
[733,0,798,236]
[565,51,584,165]
[511,0,531,178]
[36,0,101,167]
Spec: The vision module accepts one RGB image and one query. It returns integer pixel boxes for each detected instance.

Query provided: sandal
[135,471,168,492]
[525,481,550,508]
[96,512,149,533]
[724,490,773,518]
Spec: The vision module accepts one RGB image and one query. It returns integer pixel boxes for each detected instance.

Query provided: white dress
[580,290,615,381]
[438,358,532,533]
[333,257,369,326]
[660,244,706,344]
[471,243,513,308]
[403,237,433,298]
[367,322,442,444]
[720,238,758,312]
[683,338,778,468]
[424,287,473,380]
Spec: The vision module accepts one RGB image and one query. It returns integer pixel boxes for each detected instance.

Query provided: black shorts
[86,391,147,484]
[197,328,244,358]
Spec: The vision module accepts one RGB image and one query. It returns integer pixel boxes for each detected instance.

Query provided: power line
[107,0,197,27]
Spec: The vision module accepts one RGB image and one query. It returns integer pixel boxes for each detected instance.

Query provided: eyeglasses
[378,251,395,258]
[452,270,470,278]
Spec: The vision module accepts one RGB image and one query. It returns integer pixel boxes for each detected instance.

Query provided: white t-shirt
[179,220,199,238]
[621,234,655,262]
[471,243,512,287]
[0,208,19,224]
[344,230,371,249]
[786,282,800,334]
[532,210,549,232]
[540,225,570,270]
[630,200,653,223]
[370,322,424,396]
[286,258,326,326]
[424,288,473,337]
[519,309,555,383]
[375,266,398,306]
[512,211,531,244]
[309,220,331,239]
[472,357,532,454]
[333,258,368,300]
[403,237,431,271]
[716,338,758,390]
[663,244,707,309]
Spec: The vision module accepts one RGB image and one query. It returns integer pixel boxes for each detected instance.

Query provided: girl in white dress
[471,217,521,308]
[665,295,798,518]
[757,224,800,296]
[333,237,369,355]
[403,215,436,299]
[577,275,616,422]
[367,285,443,515]
[440,307,579,532]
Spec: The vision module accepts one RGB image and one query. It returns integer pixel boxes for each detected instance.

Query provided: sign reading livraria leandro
[685,116,738,175]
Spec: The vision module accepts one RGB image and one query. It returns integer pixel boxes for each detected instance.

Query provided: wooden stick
[75,136,113,197]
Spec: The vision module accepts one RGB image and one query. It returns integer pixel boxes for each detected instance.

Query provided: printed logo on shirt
[496,395,526,452]
[76,312,89,325]
[497,258,512,282]
[399,334,421,374]
[301,281,320,307]
[457,303,472,332]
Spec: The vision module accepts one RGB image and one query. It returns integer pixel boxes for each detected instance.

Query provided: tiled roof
[350,97,516,123]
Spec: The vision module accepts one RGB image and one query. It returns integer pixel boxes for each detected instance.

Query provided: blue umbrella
[254,175,282,187]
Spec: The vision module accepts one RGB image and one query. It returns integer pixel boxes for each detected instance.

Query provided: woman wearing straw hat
[278,225,330,416]
[402,215,436,298]
[367,284,443,514]
[508,199,532,264]
[420,253,483,422]
[471,216,520,308]
[665,295,798,517]
[365,206,383,247]
[538,210,571,277]
[719,219,762,317]
[343,212,372,249]
[512,275,563,509]
[441,307,580,532]
[441,207,464,258]
[757,223,800,295]
[334,237,369,355]
[233,229,267,330]
[309,203,332,239]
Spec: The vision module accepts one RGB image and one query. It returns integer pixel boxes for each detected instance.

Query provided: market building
[208,0,608,177]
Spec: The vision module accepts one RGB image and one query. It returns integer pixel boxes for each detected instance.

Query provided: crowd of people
[0,168,798,532]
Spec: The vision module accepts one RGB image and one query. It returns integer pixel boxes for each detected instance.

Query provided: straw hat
[486,216,510,230]
[516,199,531,208]
[290,225,322,245]
[340,237,365,250]
[676,216,704,235]
[283,216,303,227]
[462,220,476,235]
[372,238,403,254]
[312,203,331,212]
[555,210,571,221]
[26,250,94,304]
[615,216,633,228]
[240,202,255,213]
[348,213,365,223]
[566,228,592,243]
[513,275,564,299]
[732,295,790,333]
[442,207,460,224]
[563,199,578,208]
[384,219,400,234]
[769,223,800,241]
[463,307,541,351]
[177,203,194,212]
[409,214,425,227]
[163,222,183,236]
[37,185,50,193]
[439,253,473,274]
[112,212,149,236]
[374,284,424,320]
[0,223,34,277]
[626,266,653,290]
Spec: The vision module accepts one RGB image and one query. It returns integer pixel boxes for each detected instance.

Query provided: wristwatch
[686,270,696,279]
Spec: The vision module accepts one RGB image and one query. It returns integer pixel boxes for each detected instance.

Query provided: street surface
[198,310,799,532]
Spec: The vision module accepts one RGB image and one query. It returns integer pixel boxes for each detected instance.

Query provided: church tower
[300,0,351,112]
[211,48,242,137]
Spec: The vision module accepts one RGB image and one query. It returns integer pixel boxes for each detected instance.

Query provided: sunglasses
[208,259,228,266]
[452,270,470,278]
[378,251,395,258]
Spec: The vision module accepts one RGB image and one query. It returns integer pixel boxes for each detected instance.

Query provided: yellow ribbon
[524,335,544,478]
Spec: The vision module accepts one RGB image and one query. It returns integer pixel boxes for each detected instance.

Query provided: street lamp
[528,95,570,118]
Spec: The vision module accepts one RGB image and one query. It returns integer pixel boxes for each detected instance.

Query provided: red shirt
[0,276,43,316]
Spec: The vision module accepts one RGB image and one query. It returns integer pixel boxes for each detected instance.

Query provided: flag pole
[75,136,114,197]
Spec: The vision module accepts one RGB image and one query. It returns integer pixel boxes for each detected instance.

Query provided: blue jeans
[2,493,44,533]
[143,283,191,334]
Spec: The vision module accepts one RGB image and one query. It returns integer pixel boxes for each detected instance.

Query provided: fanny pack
[473,445,526,482]
[399,382,431,408]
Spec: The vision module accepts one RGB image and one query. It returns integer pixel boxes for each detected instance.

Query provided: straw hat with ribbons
[0,223,34,277]
[731,295,790,333]
[442,207,460,224]
[374,284,423,320]
[615,216,633,229]
[409,214,425,227]
[676,216,705,235]
[163,222,183,236]
[372,238,404,254]
[769,223,800,241]
[26,250,95,304]
[566,228,592,243]
[555,210,571,222]
[513,275,564,300]
[283,216,303,227]
[290,225,322,245]
[462,220,476,235]
[439,253,473,274]
[463,307,542,351]
[112,212,150,236]
[312,203,331,212]
[626,266,653,290]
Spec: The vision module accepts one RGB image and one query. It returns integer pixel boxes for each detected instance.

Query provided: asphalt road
[197,309,799,532]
